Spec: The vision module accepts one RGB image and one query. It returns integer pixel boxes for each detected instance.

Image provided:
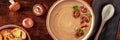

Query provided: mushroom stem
[9,0,15,4]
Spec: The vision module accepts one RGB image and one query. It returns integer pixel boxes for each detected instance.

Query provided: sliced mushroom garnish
[80,23,88,30]
[80,6,87,13]
[75,28,84,38]
[73,5,81,19]
[81,14,90,23]
[73,10,80,18]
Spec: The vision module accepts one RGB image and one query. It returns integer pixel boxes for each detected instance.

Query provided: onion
[33,4,47,16]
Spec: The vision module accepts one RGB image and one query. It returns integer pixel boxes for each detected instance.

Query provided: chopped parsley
[86,13,92,17]
[79,29,84,34]
[73,5,79,11]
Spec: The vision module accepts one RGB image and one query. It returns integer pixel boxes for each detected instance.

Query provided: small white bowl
[46,0,95,40]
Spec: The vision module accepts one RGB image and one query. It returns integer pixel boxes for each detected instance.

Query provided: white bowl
[0,24,31,40]
[46,0,95,40]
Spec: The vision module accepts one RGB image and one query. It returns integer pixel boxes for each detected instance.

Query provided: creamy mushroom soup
[48,0,93,40]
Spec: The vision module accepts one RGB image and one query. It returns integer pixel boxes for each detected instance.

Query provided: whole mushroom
[22,18,34,28]
[9,0,21,11]
[33,4,48,16]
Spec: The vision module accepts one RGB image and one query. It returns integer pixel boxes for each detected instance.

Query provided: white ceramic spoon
[94,4,115,40]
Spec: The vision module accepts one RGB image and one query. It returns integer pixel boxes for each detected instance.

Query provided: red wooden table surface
[3,0,120,40]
